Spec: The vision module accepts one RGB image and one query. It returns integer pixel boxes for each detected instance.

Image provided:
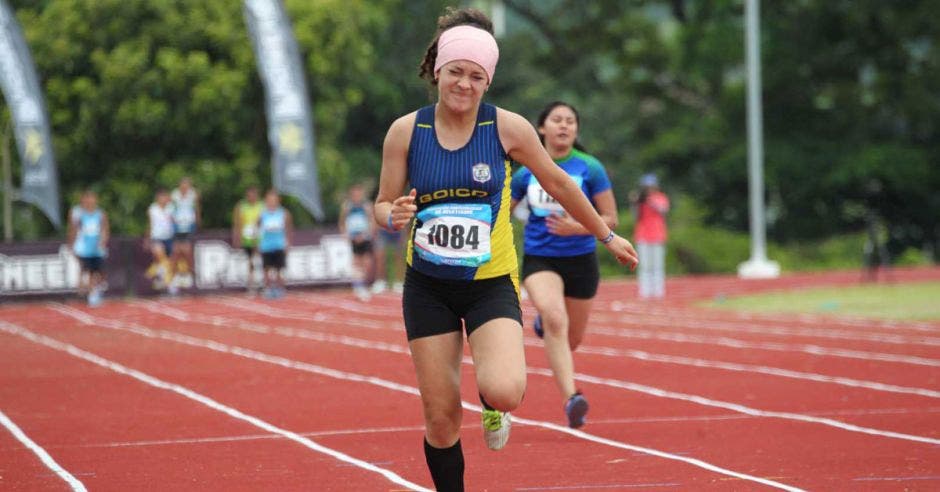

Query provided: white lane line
[176,299,940,399]
[591,326,940,367]
[598,308,940,347]
[68,424,436,449]
[607,299,940,334]
[46,306,804,491]
[211,297,392,331]
[81,304,940,448]
[0,409,87,491]
[565,343,940,399]
[0,321,430,492]
[209,297,940,368]
[33,405,940,452]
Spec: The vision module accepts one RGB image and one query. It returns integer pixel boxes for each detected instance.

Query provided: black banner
[243,0,324,221]
[0,229,355,299]
[0,1,61,229]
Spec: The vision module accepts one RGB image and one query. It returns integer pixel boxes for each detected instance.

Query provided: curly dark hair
[418,7,494,86]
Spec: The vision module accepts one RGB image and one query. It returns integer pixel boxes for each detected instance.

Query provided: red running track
[1,268,939,491]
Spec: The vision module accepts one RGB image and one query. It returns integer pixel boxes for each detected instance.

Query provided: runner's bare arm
[375,113,418,231]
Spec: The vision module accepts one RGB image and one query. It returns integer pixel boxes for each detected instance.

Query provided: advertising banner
[0,1,61,228]
[244,0,324,221]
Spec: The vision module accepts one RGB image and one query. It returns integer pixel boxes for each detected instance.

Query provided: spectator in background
[67,190,109,306]
[633,173,670,299]
[374,225,406,294]
[146,188,177,294]
[170,177,200,290]
[232,186,264,292]
[339,182,376,301]
[258,189,293,299]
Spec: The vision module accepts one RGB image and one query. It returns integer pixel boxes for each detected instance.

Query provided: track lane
[76,300,940,489]
[26,304,807,491]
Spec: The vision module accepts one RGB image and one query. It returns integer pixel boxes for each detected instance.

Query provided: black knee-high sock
[424,438,464,492]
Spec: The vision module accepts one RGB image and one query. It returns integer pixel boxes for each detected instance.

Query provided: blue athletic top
[406,103,517,281]
[344,202,372,240]
[72,207,105,258]
[258,207,287,253]
[510,149,612,257]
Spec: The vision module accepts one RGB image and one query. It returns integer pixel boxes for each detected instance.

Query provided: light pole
[738,0,780,279]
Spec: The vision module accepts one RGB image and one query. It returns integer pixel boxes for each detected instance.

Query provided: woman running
[510,101,618,428]
[373,8,638,491]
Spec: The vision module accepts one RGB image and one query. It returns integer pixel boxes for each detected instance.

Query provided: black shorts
[242,245,257,257]
[402,267,522,341]
[261,250,286,269]
[352,240,373,255]
[78,256,104,273]
[174,231,194,242]
[522,252,600,299]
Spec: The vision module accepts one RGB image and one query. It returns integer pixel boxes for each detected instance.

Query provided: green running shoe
[482,409,511,450]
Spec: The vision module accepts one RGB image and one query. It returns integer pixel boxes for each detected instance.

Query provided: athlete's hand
[603,234,639,270]
[388,188,417,231]
[545,213,582,236]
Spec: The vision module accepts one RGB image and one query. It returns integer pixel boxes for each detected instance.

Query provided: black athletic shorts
[242,245,257,257]
[402,267,522,341]
[78,256,104,273]
[261,250,286,269]
[521,252,600,299]
[174,231,194,242]
[352,239,373,255]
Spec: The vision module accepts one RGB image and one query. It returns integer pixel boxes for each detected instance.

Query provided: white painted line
[0,321,431,492]
[598,308,940,347]
[211,297,393,331]
[563,342,940,399]
[168,299,940,399]
[45,306,804,491]
[0,409,87,491]
[129,302,940,446]
[591,326,940,367]
[547,367,940,446]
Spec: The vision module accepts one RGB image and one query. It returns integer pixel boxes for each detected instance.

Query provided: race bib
[242,224,257,240]
[175,208,196,227]
[526,175,583,217]
[414,203,491,267]
[263,215,285,231]
[345,213,370,236]
[80,221,101,236]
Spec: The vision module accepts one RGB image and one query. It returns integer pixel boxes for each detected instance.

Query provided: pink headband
[433,25,499,84]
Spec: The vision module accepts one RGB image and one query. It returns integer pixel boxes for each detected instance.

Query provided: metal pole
[738,0,779,278]
[2,122,13,243]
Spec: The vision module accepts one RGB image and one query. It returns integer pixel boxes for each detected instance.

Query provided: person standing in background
[146,189,176,294]
[634,173,670,299]
[339,182,376,301]
[170,177,200,290]
[67,190,109,306]
[232,186,264,292]
[374,225,406,294]
[258,189,293,299]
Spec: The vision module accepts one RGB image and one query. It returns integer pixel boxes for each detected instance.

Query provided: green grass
[704,281,940,321]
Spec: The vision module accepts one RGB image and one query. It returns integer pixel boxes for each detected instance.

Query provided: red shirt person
[634,174,670,298]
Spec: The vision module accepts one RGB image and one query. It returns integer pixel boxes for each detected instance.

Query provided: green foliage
[1,0,937,264]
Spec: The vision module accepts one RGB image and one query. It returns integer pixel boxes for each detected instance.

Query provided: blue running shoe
[533,314,544,338]
[565,392,589,429]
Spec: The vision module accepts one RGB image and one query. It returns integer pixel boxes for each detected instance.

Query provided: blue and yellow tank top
[406,103,516,281]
